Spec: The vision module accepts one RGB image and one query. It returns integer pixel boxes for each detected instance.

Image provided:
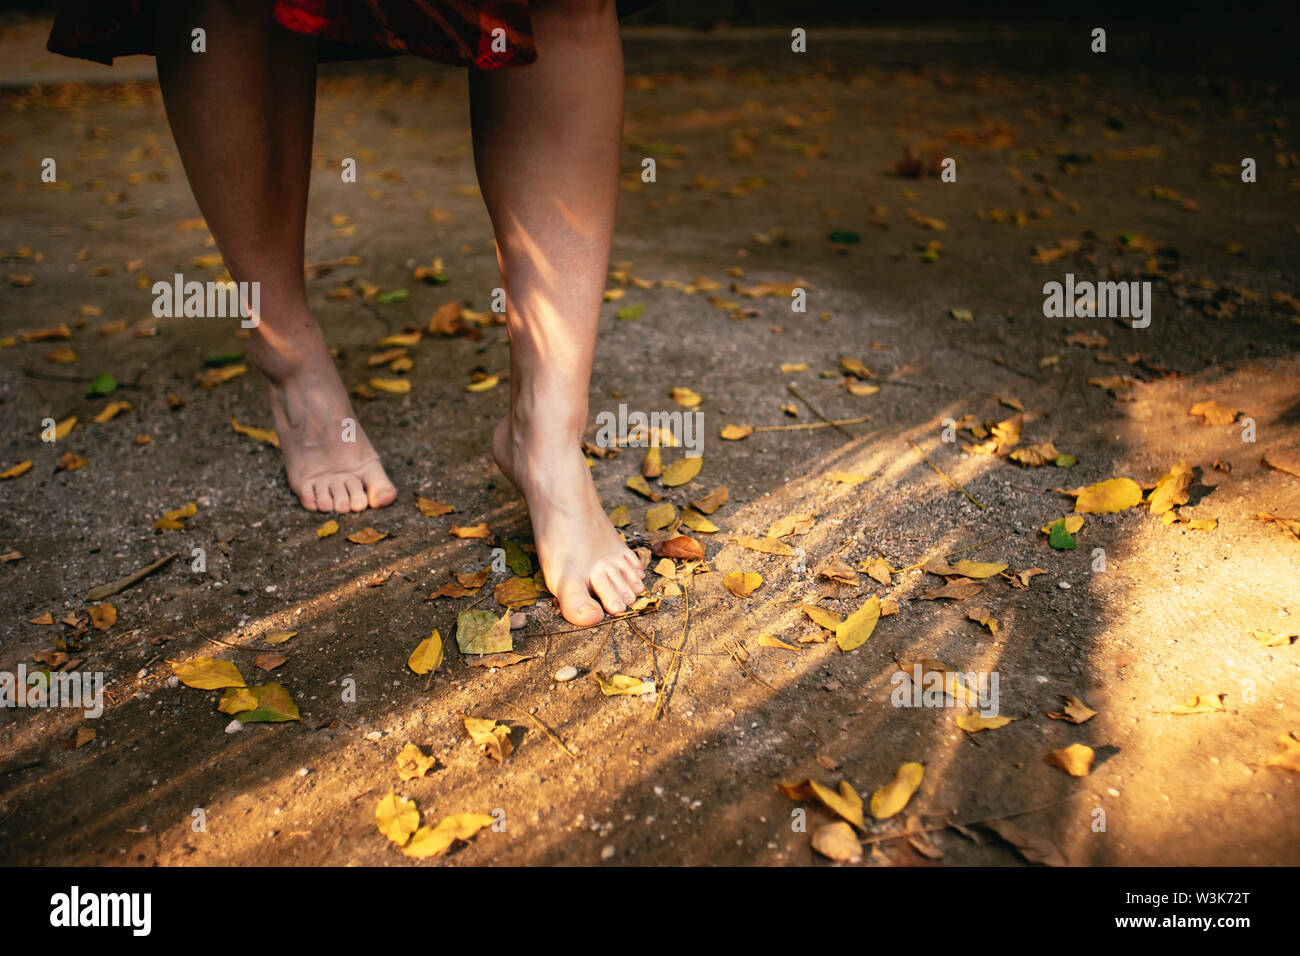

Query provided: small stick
[653,583,691,721]
[906,438,986,511]
[786,385,857,439]
[505,702,577,762]
[87,552,178,601]
[725,639,778,691]
[544,604,661,640]
[859,795,1076,846]
[944,533,1010,558]
[583,620,615,670]
[751,416,872,433]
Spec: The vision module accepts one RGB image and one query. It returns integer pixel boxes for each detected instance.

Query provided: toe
[618,561,645,596]
[329,477,352,513]
[313,479,335,514]
[619,551,646,591]
[592,567,630,615]
[296,481,318,511]
[556,577,603,627]
[359,460,397,509]
[344,475,368,512]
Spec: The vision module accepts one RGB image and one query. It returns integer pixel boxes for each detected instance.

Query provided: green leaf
[376,288,410,303]
[455,609,512,655]
[616,303,644,321]
[85,372,117,398]
[1054,454,1077,467]
[1047,518,1077,550]
[202,351,244,368]
[828,230,862,244]
[502,539,533,577]
[217,682,300,722]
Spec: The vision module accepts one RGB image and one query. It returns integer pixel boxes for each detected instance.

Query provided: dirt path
[1,22,1298,866]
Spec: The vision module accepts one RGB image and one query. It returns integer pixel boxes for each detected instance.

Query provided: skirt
[48,0,654,71]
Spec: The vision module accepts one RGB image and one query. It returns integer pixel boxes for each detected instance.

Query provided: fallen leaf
[592,672,655,696]
[462,714,514,763]
[955,713,1015,732]
[395,743,438,781]
[836,596,880,652]
[1047,695,1097,723]
[347,527,388,544]
[1147,460,1193,515]
[690,486,729,514]
[723,571,763,597]
[316,520,339,538]
[646,502,676,531]
[416,497,455,517]
[767,513,815,538]
[401,812,495,858]
[811,822,863,863]
[720,424,754,440]
[801,603,842,630]
[869,762,924,820]
[170,658,246,690]
[375,792,420,845]
[1073,478,1143,514]
[449,523,490,539]
[253,653,287,672]
[778,778,864,829]
[661,455,703,487]
[1171,693,1226,715]
[758,634,800,651]
[1265,733,1300,773]
[262,630,297,645]
[455,610,512,655]
[87,603,116,631]
[408,630,444,675]
[495,576,541,610]
[1189,400,1238,426]
[1045,743,1095,776]
[982,819,1065,866]
[738,536,793,556]
[217,682,300,721]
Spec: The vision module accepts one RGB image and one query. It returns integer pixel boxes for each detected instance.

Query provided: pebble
[554,665,579,682]
[510,613,526,629]
[601,845,616,861]
[1058,581,1072,589]
[364,730,383,741]
[225,720,243,734]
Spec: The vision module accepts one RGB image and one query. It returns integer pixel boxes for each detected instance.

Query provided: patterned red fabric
[47,0,543,69]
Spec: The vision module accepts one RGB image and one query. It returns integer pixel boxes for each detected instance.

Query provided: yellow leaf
[1045,743,1095,776]
[661,455,702,487]
[1147,460,1193,515]
[869,762,924,820]
[723,571,763,597]
[1047,695,1097,723]
[720,424,754,441]
[835,595,880,651]
[316,520,339,538]
[1009,442,1059,467]
[646,502,676,531]
[408,630,444,675]
[956,713,1015,732]
[92,401,131,423]
[690,486,729,514]
[375,792,420,845]
[231,417,279,447]
[1,461,33,479]
[758,634,800,651]
[347,527,388,544]
[641,445,662,478]
[800,603,842,630]
[401,813,495,858]
[88,603,116,631]
[263,630,298,645]
[495,576,541,610]
[1074,477,1143,514]
[811,821,862,863]
[371,377,412,394]
[860,557,892,585]
[608,505,631,528]
[766,513,815,538]
[738,536,793,556]
[670,387,702,407]
[378,332,422,347]
[778,778,864,830]
[1171,693,1225,715]
[465,375,499,393]
[680,508,718,533]
[592,672,655,696]
[450,523,490,539]
[1265,733,1300,773]
[170,658,246,690]
[395,743,438,781]
[1189,400,1237,426]
[54,416,77,440]
[463,714,514,763]
[1041,515,1084,534]
[949,560,1008,579]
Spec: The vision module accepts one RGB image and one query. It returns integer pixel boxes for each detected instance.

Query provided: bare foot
[251,323,397,513]
[493,415,645,626]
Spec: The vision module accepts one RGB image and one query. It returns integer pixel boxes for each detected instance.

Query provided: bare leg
[154,0,396,512]
[470,0,644,625]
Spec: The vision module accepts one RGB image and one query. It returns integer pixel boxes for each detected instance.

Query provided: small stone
[1058,581,1072,589]
[365,730,383,741]
[510,613,526,629]
[297,767,311,777]
[554,665,578,682]
[601,845,616,860]
[225,719,243,734]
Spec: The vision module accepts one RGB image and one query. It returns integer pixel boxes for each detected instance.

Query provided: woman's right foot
[250,317,397,513]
